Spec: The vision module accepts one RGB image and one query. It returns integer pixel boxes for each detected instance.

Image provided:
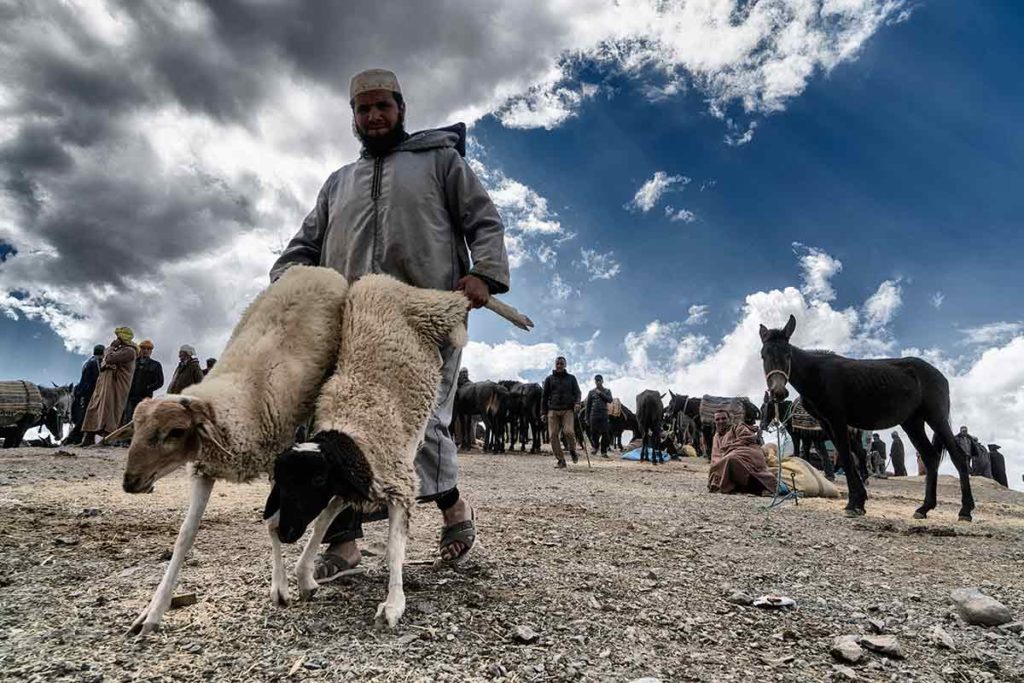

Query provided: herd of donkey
[1,314,980,523]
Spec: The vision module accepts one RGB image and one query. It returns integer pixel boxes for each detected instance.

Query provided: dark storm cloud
[0,0,577,309]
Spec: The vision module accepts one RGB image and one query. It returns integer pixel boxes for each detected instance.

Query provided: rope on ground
[764,400,801,522]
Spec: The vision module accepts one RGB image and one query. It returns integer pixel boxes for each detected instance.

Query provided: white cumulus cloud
[685,304,709,325]
[627,172,691,212]
[863,278,903,329]
[577,248,622,281]
[794,242,843,303]
[665,206,697,223]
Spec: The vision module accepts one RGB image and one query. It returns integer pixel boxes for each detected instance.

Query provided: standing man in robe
[270,69,508,579]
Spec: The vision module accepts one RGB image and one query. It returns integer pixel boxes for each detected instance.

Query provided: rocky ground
[1,445,1022,682]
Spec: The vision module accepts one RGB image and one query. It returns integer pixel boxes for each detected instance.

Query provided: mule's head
[118,396,223,493]
[758,314,796,402]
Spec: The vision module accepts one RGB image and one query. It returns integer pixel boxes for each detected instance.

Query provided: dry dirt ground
[1,445,1023,683]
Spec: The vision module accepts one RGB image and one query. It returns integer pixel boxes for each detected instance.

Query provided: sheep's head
[266,431,373,544]
[267,444,333,543]
[119,396,219,493]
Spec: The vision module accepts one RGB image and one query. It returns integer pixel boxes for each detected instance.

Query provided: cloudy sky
[2,1,1022,488]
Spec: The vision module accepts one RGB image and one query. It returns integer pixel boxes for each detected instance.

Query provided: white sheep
[265,273,469,628]
[111,265,349,635]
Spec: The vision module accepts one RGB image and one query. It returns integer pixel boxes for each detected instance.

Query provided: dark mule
[665,391,704,454]
[516,382,543,453]
[759,315,974,520]
[609,404,638,451]
[454,381,509,452]
[635,390,666,464]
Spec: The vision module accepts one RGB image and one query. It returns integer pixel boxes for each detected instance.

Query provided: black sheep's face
[272,444,334,544]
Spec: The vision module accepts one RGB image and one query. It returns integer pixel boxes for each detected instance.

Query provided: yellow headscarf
[114,326,134,343]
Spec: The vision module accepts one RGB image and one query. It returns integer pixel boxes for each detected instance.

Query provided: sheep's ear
[103,421,134,444]
[263,483,280,521]
[759,324,770,343]
[182,397,215,426]
[197,422,234,458]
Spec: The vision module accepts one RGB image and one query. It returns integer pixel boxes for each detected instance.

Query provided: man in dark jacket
[63,344,104,445]
[123,339,164,425]
[988,444,1008,487]
[869,433,887,477]
[889,431,907,476]
[958,426,992,478]
[542,356,581,468]
[270,69,509,577]
[584,374,613,458]
[168,345,204,394]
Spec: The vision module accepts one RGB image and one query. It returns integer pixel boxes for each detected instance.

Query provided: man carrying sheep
[271,68,509,577]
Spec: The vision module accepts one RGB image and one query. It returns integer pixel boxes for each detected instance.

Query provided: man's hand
[455,275,489,309]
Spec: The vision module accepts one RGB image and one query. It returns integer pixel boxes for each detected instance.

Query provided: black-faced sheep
[109,265,349,635]
[264,274,469,628]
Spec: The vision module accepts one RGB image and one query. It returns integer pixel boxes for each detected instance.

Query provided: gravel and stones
[1,445,1023,681]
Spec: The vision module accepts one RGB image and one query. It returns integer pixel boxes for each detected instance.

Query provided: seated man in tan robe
[708,421,778,495]
[710,409,731,465]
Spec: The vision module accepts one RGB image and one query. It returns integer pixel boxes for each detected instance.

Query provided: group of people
[539,356,616,468]
[65,331,216,446]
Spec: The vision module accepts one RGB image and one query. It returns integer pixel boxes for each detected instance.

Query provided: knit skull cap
[350,68,401,100]
[180,344,196,356]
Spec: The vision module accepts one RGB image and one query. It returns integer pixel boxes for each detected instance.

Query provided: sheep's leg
[375,502,409,629]
[265,512,290,607]
[294,497,349,599]
[127,474,215,637]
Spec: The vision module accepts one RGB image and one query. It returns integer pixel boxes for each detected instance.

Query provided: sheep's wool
[314,274,468,509]
[184,266,349,481]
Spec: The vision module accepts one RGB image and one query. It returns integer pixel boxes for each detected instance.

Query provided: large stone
[858,635,904,659]
[950,588,1014,627]
[928,625,956,650]
[512,625,539,644]
[831,635,865,664]
[726,591,754,606]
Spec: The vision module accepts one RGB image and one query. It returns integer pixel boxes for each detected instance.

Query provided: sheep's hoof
[912,511,927,520]
[126,612,159,638]
[843,508,865,518]
[270,586,291,607]
[374,600,405,629]
[299,586,318,601]
[958,514,973,523]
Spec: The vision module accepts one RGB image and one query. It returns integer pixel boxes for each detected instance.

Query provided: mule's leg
[294,497,350,599]
[903,420,940,519]
[929,420,975,521]
[128,474,215,636]
[826,424,866,515]
[374,502,410,629]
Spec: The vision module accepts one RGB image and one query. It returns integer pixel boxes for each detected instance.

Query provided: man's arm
[444,154,510,294]
[541,377,550,414]
[572,376,581,405]
[269,172,337,282]
[600,388,612,403]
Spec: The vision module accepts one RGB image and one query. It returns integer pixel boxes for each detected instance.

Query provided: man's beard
[355,117,408,157]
